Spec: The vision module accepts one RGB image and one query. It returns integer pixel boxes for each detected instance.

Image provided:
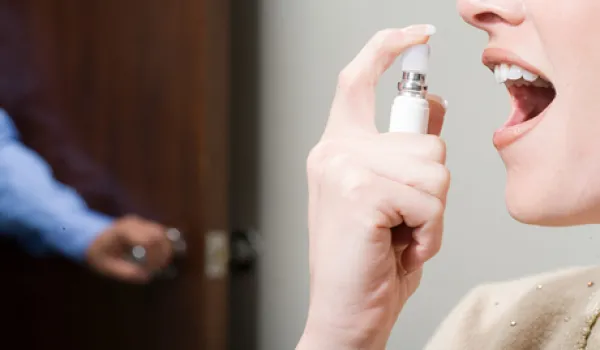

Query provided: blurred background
[0,0,599,349]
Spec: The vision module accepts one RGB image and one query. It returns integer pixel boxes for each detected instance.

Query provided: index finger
[325,24,437,139]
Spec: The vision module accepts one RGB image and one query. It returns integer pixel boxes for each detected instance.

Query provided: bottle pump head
[398,44,430,98]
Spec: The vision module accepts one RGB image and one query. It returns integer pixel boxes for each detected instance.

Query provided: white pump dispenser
[388,44,431,134]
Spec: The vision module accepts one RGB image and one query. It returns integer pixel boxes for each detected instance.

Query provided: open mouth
[492,63,556,127]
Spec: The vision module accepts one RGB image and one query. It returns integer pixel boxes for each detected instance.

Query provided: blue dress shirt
[0,109,113,261]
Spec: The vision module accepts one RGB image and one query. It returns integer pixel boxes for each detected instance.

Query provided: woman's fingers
[368,178,445,272]
[359,153,451,203]
[324,25,436,138]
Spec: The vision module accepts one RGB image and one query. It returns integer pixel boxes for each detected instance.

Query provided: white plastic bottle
[388,44,431,134]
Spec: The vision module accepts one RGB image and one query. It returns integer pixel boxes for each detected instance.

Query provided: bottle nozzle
[389,44,432,134]
[400,44,430,74]
[398,44,430,98]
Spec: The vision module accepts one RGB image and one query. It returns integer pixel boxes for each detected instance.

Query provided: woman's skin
[297,0,600,348]
[460,0,600,226]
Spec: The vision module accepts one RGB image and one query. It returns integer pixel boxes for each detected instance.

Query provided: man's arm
[0,111,113,260]
[0,5,146,218]
[0,111,174,282]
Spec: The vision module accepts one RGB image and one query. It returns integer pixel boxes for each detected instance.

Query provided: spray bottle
[389,44,431,134]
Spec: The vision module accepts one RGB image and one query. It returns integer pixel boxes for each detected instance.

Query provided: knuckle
[123,214,139,221]
[430,198,445,220]
[149,223,166,235]
[307,141,352,182]
[338,170,374,202]
[429,234,443,256]
[370,29,400,62]
[144,235,159,246]
[337,67,361,93]
[421,136,446,163]
[432,164,451,192]
[423,203,445,258]
[336,29,401,96]
[122,214,142,225]
[308,140,378,213]
[147,229,165,243]
[371,29,396,49]
[339,197,387,236]
[307,140,336,174]
[369,205,396,229]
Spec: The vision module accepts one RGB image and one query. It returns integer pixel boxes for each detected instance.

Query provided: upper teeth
[493,64,551,88]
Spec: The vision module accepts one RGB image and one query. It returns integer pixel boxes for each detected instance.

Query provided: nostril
[475,12,504,24]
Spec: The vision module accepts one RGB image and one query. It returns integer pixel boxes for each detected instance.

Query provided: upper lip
[482,48,550,82]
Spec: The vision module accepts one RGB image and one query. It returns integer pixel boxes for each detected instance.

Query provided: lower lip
[493,110,546,149]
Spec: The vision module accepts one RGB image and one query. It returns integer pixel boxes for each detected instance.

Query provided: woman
[296,0,600,348]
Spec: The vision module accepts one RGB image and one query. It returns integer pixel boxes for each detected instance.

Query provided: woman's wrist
[297,311,387,350]
[297,322,359,350]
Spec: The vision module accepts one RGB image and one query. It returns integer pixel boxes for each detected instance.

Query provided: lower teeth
[506,78,552,89]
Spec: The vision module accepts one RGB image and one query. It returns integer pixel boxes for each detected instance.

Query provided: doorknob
[128,228,263,280]
[129,227,188,280]
[165,227,187,255]
[157,227,187,279]
[230,229,263,271]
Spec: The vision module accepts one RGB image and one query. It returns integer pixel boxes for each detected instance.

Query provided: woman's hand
[298,25,448,350]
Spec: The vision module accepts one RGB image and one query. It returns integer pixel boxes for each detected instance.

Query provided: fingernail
[403,24,437,37]
[443,99,449,110]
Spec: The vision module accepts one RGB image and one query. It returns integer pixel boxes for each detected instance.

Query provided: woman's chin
[505,188,594,227]
[506,205,568,227]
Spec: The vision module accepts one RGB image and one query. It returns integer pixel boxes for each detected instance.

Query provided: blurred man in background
[0,109,173,282]
[0,4,176,283]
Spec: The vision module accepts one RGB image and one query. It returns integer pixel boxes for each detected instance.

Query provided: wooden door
[0,1,230,349]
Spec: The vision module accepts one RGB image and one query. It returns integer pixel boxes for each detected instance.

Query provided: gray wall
[255,0,600,348]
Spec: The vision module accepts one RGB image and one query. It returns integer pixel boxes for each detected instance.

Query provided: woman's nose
[457,0,525,32]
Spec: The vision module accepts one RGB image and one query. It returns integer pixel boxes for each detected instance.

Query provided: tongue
[509,85,556,121]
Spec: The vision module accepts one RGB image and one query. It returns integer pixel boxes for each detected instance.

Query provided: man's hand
[86,215,174,283]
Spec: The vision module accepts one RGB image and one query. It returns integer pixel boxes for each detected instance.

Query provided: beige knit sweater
[424,266,600,350]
